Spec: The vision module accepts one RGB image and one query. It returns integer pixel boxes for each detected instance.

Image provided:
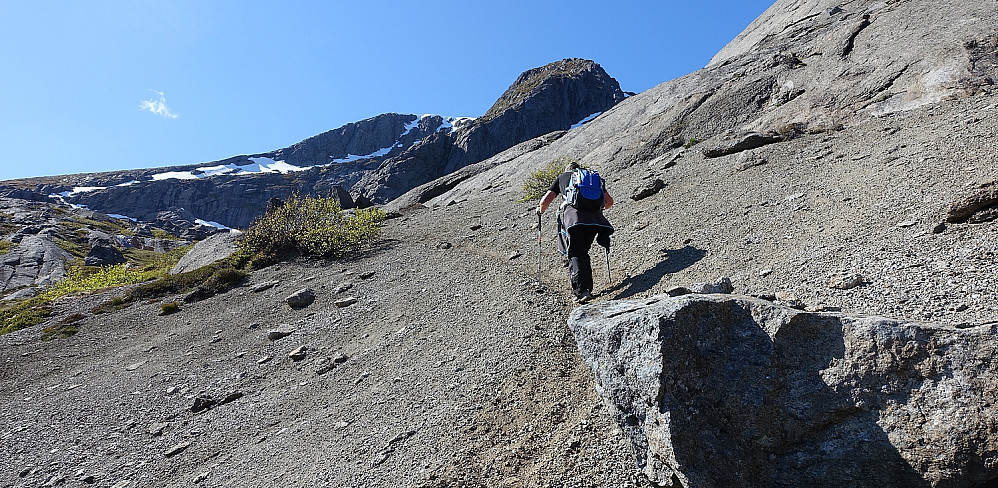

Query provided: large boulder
[569,294,998,487]
[0,235,73,291]
[170,232,241,275]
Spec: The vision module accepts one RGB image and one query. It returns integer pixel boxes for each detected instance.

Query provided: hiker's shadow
[606,245,706,299]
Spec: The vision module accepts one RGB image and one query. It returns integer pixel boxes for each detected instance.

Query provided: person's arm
[603,191,614,210]
[537,190,558,214]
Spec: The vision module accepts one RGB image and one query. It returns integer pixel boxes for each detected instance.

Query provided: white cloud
[139,90,178,119]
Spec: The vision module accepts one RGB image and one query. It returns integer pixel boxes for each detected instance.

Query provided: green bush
[520,157,576,202]
[240,194,386,258]
[159,302,180,315]
[0,241,12,255]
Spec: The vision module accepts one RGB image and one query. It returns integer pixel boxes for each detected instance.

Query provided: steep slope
[2,0,998,487]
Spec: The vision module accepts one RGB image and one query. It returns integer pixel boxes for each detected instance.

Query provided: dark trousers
[567,225,599,296]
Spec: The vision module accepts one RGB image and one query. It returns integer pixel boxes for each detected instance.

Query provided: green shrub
[684,138,700,148]
[159,302,180,315]
[520,157,575,202]
[0,241,12,255]
[184,267,248,303]
[240,194,386,259]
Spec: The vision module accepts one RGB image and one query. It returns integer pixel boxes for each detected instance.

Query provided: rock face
[354,59,626,203]
[569,294,998,487]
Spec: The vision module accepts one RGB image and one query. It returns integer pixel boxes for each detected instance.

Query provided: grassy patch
[520,157,575,202]
[41,313,84,341]
[55,238,89,258]
[67,217,134,235]
[0,241,13,255]
[0,297,53,335]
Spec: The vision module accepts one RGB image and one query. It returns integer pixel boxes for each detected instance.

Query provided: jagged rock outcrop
[569,294,998,487]
[353,59,626,203]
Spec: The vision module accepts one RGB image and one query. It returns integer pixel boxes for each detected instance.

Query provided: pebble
[335,297,359,308]
[267,329,294,341]
[164,441,191,458]
[289,346,308,361]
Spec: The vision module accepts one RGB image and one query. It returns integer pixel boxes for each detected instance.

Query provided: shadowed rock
[569,294,998,487]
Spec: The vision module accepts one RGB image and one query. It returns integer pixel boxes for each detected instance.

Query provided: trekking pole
[536,211,542,279]
[604,245,611,285]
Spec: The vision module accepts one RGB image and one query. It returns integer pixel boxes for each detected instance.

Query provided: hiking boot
[575,291,593,304]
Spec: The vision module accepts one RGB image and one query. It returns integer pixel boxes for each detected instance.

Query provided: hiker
[536,161,614,303]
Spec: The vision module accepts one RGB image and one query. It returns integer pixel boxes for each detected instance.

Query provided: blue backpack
[564,168,605,211]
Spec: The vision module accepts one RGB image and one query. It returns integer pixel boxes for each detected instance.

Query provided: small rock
[335,297,358,308]
[688,277,734,294]
[267,328,294,341]
[125,361,146,371]
[149,422,170,437]
[828,273,864,290]
[360,271,376,279]
[932,222,947,234]
[436,242,452,250]
[82,475,96,484]
[470,224,482,231]
[631,178,666,201]
[289,346,308,361]
[897,220,917,228]
[333,282,354,294]
[164,441,191,458]
[257,355,273,365]
[190,395,216,413]
[218,391,243,405]
[193,472,209,484]
[250,281,277,293]
[758,268,773,277]
[165,386,179,395]
[509,251,522,260]
[316,353,349,375]
[666,286,692,297]
[285,288,316,309]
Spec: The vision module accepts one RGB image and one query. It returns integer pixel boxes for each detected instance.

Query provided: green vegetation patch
[0,296,53,335]
[41,312,85,341]
[67,216,134,235]
[0,241,13,255]
[159,302,180,316]
[520,157,576,202]
[240,194,386,259]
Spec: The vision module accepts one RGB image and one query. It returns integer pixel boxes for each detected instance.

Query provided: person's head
[565,161,580,171]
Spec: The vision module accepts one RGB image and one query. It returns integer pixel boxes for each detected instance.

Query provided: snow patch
[571,112,602,129]
[195,219,233,230]
[107,214,137,221]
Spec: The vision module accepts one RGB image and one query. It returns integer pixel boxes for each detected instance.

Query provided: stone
[665,286,692,297]
[267,328,294,341]
[218,391,243,405]
[285,288,316,309]
[169,232,241,274]
[735,150,768,171]
[508,251,522,260]
[149,422,169,436]
[164,441,192,458]
[360,271,376,279]
[84,243,126,267]
[687,276,733,294]
[190,395,216,413]
[289,346,308,361]
[631,178,666,201]
[702,131,783,158]
[828,273,864,290]
[569,294,998,487]
[332,282,353,294]
[947,181,998,223]
[249,281,277,293]
[436,242,452,250]
[334,297,358,308]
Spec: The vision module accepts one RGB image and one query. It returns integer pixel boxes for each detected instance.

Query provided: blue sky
[0,1,774,181]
